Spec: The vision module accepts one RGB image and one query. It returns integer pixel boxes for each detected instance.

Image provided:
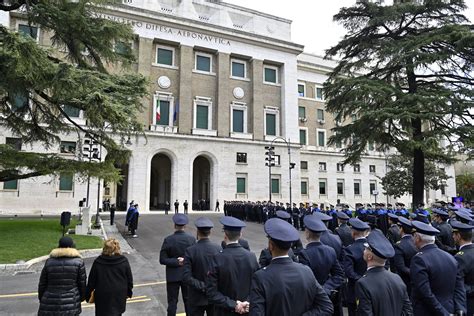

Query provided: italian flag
[156,100,161,123]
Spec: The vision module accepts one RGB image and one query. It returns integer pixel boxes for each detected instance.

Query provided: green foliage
[324,0,473,205]
[0,218,103,263]
[381,155,450,198]
[456,172,474,202]
[0,0,148,182]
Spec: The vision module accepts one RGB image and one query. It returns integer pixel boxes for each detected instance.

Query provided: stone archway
[150,153,172,211]
[192,155,212,210]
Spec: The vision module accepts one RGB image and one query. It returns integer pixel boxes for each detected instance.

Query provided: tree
[324,0,473,207]
[456,173,474,202]
[380,155,450,200]
[0,0,148,183]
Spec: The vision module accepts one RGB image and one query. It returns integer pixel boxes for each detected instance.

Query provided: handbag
[88,290,95,304]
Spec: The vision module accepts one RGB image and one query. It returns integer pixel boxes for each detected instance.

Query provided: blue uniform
[342,238,367,316]
[393,235,417,294]
[249,257,333,316]
[320,230,343,261]
[410,244,466,315]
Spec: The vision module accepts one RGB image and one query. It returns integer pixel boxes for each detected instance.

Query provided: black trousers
[174,207,178,214]
[347,302,357,316]
[110,211,115,225]
[187,304,214,316]
[166,281,188,316]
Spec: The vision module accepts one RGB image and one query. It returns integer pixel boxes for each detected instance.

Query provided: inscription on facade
[96,14,231,46]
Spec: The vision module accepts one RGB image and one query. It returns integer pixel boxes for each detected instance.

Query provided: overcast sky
[225,0,474,56]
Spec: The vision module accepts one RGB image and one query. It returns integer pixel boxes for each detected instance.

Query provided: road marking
[0,281,166,299]
[82,298,152,308]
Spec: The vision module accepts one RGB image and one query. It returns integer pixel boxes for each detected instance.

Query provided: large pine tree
[0,0,147,182]
[324,0,473,207]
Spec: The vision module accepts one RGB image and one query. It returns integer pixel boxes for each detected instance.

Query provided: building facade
[0,0,456,214]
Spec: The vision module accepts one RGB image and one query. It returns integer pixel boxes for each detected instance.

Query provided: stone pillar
[178,45,194,134]
[251,59,264,140]
[217,52,230,136]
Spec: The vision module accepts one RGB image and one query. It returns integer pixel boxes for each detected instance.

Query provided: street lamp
[82,135,101,225]
[264,137,295,208]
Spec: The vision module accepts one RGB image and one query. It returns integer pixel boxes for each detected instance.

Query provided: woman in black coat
[86,238,133,316]
[38,236,87,316]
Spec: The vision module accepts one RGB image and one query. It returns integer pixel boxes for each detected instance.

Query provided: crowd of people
[36,199,474,316]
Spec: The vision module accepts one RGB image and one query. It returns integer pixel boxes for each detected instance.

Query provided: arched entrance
[192,155,211,210]
[150,153,172,211]
[103,163,129,211]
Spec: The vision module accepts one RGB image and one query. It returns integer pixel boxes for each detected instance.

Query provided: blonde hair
[102,238,121,256]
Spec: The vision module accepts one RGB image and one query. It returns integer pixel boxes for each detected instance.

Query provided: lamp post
[265,137,295,207]
[82,136,101,224]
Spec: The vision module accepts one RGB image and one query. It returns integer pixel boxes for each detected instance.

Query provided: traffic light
[289,162,296,169]
[265,146,275,167]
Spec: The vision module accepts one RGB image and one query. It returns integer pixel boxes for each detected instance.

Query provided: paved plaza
[0,213,305,315]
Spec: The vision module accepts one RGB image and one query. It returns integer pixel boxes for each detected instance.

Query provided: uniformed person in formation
[432,208,456,253]
[393,216,417,295]
[452,220,474,316]
[299,215,345,316]
[206,216,259,315]
[159,214,196,316]
[335,211,353,247]
[386,213,401,245]
[312,212,343,261]
[343,218,370,316]
[183,217,221,316]
[249,218,333,316]
[410,220,466,316]
[355,230,412,316]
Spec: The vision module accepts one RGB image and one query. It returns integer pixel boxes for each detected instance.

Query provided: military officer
[355,230,412,315]
[183,217,221,316]
[206,216,259,315]
[160,214,196,316]
[386,213,401,245]
[299,216,344,316]
[249,218,333,316]
[393,216,417,295]
[452,220,474,316]
[174,199,179,214]
[335,211,353,247]
[343,218,370,316]
[432,208,455,253]
[312,212,344,261]
[183,200,189,214]
[410,220,466,316]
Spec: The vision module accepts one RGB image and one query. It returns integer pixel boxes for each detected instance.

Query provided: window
[370,181,377,195]
[193,97,213,130]
[18,24,38,40]
[300,161,308,170]
[317,130,326,147]
[157,46,174,66]
[236,177,246,194]
[315,86,324,101]
[273,155,281,166]
[266,113,276,136]
[354,180,361,195]
[9,91,28,111]
[6,137,22,151]
[298,106,306,119]
[63,105,81,118]
[319,179,327,195]
[264,65,278,84]
[236,152,247,163]
[337,180,344,195]
[301,181,308,195]
[368,141,375,151]
[154,93,174,127]
[3,180,18,190]
[271,178,280,194]
[337,163,345,172]
[353,164,361,172]
[232,109,244,133]
[319,162,327,171]
[317,109,325,122]
[59,173,73,191]
[299,129,307,145]
[298,83,305,97]
[231,59,246,78]
[60,141,76,154]
[369,165,376,173]
[115,41,131,55]
[195,52,212,73]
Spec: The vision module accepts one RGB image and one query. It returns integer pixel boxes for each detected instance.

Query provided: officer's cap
[349,218,370,231]
[451,220,474,232]
[397,216,413,228]
[411,221,440,236]
[220,216,246,231]
[264,218,299,242]
[366,230,395,259]
[312,212,332,222]
[304,216,327,233]
[455,210,473,224]
[173,214,188,226]
[388,213,398,221]
[336,211,349,220]
[432,208,449,217]
[194,217,213,230]
[276,210,291,220]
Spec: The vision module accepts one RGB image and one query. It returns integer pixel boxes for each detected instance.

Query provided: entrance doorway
[150,153,172,211]
[192,155,211,210]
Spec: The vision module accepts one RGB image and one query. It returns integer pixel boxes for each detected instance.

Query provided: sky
[225,0,474,56]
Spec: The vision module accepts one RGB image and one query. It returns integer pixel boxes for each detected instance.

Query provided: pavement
[0,212,292,316]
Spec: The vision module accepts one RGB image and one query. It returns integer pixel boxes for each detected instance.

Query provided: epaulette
[456,251,464,256]
[396,241,401,244]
